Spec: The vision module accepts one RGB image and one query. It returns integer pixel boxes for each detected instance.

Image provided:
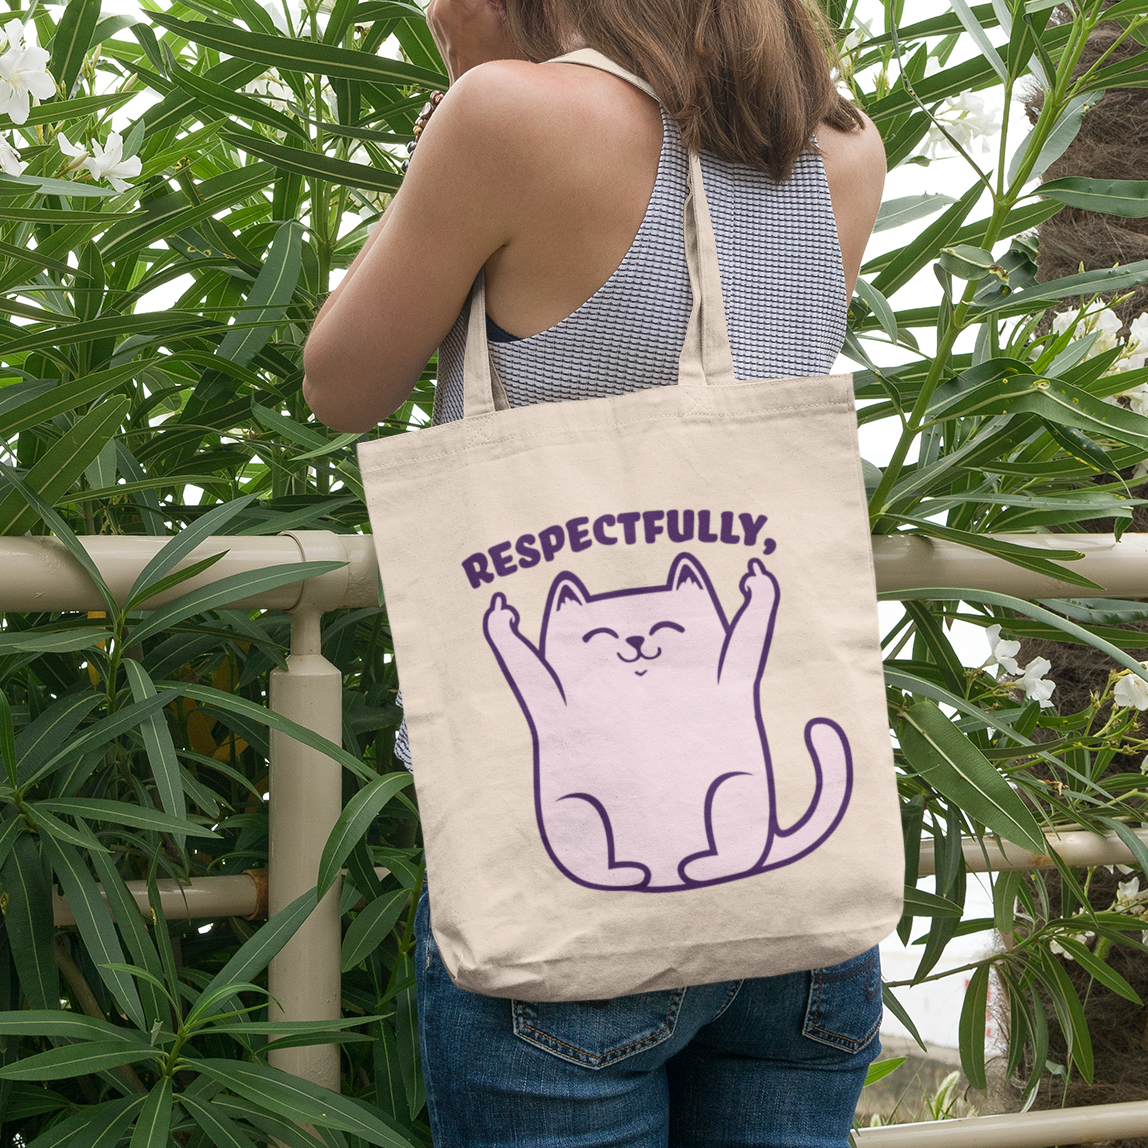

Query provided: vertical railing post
[266,531,351,1090]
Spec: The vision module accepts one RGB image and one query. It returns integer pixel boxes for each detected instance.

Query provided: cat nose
[625,635,644,652]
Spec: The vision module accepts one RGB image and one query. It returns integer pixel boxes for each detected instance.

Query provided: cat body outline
[483,552,853,891]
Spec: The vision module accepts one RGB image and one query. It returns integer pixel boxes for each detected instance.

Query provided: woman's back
[433,97,848,424]
[301,58,884,433]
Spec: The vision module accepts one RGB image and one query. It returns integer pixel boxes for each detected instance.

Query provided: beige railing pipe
[853,1100,1148,1146]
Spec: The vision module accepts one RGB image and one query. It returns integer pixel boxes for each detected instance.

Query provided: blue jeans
[415,889,882,1147]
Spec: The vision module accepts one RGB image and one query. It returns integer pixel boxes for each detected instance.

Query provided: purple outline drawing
[483,553,853,892]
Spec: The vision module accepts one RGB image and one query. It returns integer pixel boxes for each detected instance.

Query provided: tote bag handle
[461,48,738,419]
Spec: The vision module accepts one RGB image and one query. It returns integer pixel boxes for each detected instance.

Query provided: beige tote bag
[358,50,903,1002]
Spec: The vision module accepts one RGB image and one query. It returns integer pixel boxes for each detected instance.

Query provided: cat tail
[763,718,853,868]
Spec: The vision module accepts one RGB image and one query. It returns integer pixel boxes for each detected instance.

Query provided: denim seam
[512,986,686,1068]
[802,968,881,1052]
[713,979,743,1021]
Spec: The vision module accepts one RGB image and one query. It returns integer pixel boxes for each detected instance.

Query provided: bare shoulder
[420,58,648,176]
[817,111,886,201]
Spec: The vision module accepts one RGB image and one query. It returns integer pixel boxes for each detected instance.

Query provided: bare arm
[817,112,886,301]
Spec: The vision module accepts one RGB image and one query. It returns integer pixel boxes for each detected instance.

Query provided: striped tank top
[394,103,848,767]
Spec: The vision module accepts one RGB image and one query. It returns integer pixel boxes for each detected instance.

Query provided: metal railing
[4,529,1148,1144]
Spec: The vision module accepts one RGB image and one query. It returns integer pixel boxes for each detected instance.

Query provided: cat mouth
[635,669,647,676]
[617,648,662,664]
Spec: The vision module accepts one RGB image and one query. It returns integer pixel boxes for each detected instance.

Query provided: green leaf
[126,494,255,607]
[24,1094,147,1148]
[127,551,229,612]
[148,11,446,86]
[0,627,109,657]
[394,949,423,1119]
[41,835,146,1029]
[216,220,304,366]
[881,517,1104,591]
[1,834,57,1010]
[853,278,899,343]
[167,60,308,141]
[180,1093,259,1148]
[902,885,964,917]
[15,691,103,788]
[1055,937,1142,1003]
[1,367,144,440]
[939,244,998,280]
[341,889,408,971]
[881,984,927,1052]
[24,691,179,788]
[873,193,955,233]
[38,798,215,840]
[176,683,375,782]
[126,560,344,647]
[0,1041,160,1081]
[0,691,16,790]
[0,397,129,547]
[195,887,317,1009]
[899,700,1047,855]
[982,258,1148,317]
[959,964,991,1090]
[128,1078,173,1148]
[123,661,187,849]
[1035,176,1148,217]
[1008,91,1100,186]
[0,816,24,873]
[317,773,414,898]
[864,1057,906,1086]
[1035,949,1094,1083]
[193,1060,420,1146]
[50,0,103,94]
[872,181,983,296]
[948,0,1007,80]
[220,129,402,194]
[0,1008,145,1041]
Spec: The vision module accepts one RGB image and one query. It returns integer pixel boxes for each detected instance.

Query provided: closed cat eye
[649,621,685,635]
[582,627,620,643]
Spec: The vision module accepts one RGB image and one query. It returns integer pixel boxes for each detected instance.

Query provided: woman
[305,1,887,1144]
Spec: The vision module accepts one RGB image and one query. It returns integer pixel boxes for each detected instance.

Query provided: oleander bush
[4,0,1148,1143]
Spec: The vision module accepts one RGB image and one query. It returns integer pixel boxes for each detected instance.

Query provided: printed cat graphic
[483,552,852,891]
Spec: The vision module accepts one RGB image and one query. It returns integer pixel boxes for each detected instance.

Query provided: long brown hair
[501,0,863,181]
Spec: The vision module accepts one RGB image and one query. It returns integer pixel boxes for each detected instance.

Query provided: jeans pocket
[513,987,686,1070]
[802,945,882,1054]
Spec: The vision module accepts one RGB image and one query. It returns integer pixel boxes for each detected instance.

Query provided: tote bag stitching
[359,395,855,476]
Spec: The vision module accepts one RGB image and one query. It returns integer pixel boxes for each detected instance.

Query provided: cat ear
[547,572,590,614]
[667,553,711,593]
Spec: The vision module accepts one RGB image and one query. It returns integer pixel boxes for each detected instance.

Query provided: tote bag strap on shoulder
[460,49,738,419]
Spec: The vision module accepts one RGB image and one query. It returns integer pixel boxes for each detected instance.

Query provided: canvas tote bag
[358,49,903,1002]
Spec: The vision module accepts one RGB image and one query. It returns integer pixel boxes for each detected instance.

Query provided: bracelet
[402,91,445,173]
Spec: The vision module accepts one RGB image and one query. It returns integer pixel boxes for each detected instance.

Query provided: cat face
[539,554,728,691]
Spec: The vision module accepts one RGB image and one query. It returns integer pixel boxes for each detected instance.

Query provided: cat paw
[679,852,750,884]
[484,592,519,630]
[740,559,778,600]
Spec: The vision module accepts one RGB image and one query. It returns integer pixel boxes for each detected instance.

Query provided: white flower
[985,624,1021,675]
[925,91,999,158]
[261,0,301,35]
[0,133,26,175]
[1118,877,1141,905]
[1050,930,1096,959]
[71,132,140,192]
[842,18,873,53]
[1115,664,1148,710]
[0,38,55,125]
[1105,863,1136,874]
[1020,656,1056,708]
